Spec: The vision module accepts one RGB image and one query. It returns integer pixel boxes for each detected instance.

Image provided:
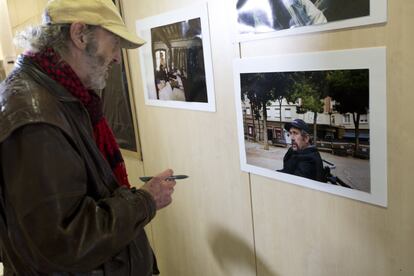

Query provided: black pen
[139,175,189,182]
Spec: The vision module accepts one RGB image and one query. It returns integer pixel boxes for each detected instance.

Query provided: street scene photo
[241,69,370,192]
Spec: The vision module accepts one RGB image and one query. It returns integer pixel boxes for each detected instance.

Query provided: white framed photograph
[235,0,387,42]
[234,47,387,207]
[136,3,216,112]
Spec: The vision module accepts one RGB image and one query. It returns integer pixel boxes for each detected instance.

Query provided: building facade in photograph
[242,96,370,159]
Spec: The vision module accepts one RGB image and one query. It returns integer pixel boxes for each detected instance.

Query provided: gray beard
[82,50,109,90]
[85,59,108,90]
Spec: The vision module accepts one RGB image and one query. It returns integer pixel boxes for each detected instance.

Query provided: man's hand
[141,169,176,210]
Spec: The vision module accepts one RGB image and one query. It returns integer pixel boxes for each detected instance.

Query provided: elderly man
[0,0,176,275]
[278,119,324,182]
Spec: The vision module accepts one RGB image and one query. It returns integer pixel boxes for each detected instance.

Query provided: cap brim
[284,122,309,133]
[103,24,145,49]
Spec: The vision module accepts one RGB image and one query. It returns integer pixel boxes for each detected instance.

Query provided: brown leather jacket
[0,56,157,275]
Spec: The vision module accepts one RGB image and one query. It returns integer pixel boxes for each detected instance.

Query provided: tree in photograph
[286,71,326,141]
[271,72,293,123]
[241,74,260,142]
[243,92,261,142]
[240,73,276,150]
[327,69,369,150]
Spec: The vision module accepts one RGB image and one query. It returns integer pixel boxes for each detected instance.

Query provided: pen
[139,175,189,182]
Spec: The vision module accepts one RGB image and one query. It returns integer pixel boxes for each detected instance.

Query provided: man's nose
[112,48,122,64]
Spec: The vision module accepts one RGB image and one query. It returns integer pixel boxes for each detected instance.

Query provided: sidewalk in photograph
[245,140,370,192]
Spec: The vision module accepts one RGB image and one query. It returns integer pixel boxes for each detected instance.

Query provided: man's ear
[69,22,88,50]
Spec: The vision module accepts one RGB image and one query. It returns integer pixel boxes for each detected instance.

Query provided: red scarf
[27,48,130,188]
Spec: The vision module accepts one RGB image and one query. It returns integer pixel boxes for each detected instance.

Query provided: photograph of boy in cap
[278,119,324,181]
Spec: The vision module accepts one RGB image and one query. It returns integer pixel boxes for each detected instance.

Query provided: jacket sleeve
[0,123,156,272]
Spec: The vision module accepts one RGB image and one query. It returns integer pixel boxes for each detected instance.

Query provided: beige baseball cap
[43,0,145,49]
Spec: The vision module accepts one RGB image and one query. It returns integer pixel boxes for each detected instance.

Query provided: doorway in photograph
[151,18,208,103]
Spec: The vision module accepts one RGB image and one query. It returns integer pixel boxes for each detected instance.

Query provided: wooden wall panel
[122,0,256,275]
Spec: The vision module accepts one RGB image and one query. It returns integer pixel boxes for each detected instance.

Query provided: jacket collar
[15,55,80,103]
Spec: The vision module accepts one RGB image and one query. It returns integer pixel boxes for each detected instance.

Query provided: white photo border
[234,47,387,207]
[234,0,387,42]
[136,3,216,112]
